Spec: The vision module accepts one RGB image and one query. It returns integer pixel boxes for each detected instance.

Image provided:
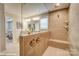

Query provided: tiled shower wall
[48,8,69,42]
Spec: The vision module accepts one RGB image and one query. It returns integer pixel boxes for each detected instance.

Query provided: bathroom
[20,3,70,56]
[0,3,79,56]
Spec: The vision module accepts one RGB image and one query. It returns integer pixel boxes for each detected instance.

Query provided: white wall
[5,13,21,43]
[13,15,22,43]
[69,4,79,55]
[0,4,5,52]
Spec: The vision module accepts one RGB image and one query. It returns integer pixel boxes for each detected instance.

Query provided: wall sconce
[25,19,31,22]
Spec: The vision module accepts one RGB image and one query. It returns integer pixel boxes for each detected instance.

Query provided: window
[7,21,13,31]
[6,17,13,32]
[40,17,48,31]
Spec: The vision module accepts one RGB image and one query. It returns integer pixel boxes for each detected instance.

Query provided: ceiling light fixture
[32,17,40,21]
[55,3,60,7]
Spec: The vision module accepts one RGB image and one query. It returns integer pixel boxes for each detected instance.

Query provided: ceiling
[5,3,21,16]
[5,3,69,18]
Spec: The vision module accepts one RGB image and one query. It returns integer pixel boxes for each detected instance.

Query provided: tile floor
[0,42,19,56]
[43,46,70,56]
[0,43,70,56]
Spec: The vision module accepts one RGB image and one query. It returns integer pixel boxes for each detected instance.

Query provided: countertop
[20,31,49,36]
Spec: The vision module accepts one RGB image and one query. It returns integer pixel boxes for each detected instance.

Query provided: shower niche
[64,20,69,31]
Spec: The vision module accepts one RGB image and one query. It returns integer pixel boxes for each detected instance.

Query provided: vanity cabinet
[20,31,50,56]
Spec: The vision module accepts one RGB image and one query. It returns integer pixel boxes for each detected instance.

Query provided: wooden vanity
[19,31,50,56]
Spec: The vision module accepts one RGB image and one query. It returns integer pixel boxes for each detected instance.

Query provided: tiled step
[48,39,70,50]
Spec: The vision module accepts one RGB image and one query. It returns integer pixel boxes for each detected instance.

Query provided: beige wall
[69,4,79,55]
[0,4,5,51]
[49,9,69,41]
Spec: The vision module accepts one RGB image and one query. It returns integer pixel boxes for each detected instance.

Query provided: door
[5,16,13,43]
